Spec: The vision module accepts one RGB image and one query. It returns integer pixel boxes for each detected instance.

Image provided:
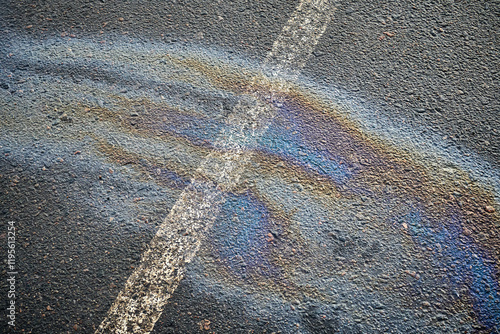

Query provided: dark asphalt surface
[1,1,499,333]
[3,0,498,164]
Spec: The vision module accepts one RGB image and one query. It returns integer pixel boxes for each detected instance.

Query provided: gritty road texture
[1,1,499,334]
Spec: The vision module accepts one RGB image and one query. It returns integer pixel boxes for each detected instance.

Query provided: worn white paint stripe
[96,1,333,333]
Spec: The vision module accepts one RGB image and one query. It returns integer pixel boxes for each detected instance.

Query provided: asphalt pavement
[1,1,499,333]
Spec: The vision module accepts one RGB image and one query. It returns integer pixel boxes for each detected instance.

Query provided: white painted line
[96,1,333,333]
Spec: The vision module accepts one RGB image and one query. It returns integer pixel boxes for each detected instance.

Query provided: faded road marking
[96,1,333,333]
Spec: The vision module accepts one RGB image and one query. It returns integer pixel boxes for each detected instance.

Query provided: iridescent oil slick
[1,36,498,332]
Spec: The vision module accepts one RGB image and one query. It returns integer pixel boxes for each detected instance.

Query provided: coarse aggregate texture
[1,0,497,165]
[0,1,499,334]
[302,0,500,167]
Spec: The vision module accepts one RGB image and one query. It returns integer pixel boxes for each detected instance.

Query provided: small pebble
[485,206,495,213]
